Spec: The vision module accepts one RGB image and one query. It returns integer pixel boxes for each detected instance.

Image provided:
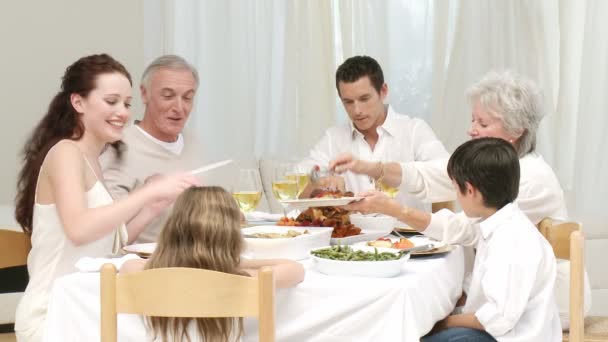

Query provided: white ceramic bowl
[349,214,397,236]
[242,225,333,260]
[310,245,409,278]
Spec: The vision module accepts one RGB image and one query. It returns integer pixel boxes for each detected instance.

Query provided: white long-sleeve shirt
[399,151,591,328]
[400,152,567,224]
[425,204,562,341]
[299,105,449,211]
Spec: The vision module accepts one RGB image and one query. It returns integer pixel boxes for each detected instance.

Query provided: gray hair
[466,71,544,157]
[141,54,199,90]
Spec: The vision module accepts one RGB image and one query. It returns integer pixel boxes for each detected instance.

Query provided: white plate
[122,243,156,257]
[242,225,333,260]
[353,236,446,254]
[310,245,409,278]
[245,211,284,222]
[280,197,363,208]
[330,230,390,245]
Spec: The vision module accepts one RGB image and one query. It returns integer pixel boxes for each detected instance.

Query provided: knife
[190,160,234,175]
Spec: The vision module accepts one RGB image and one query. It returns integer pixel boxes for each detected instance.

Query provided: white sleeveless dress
[15,156,127,342]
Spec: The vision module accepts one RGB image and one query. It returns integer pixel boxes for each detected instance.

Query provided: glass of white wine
[285,165,310,198]
[271,163,298,216]
[232,169,263,213]
[374,160,400,199]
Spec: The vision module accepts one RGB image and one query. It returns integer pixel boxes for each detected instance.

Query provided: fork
[309,165,334,184]
[397,244,435,258]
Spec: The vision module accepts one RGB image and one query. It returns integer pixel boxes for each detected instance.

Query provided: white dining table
[43,246,464,342]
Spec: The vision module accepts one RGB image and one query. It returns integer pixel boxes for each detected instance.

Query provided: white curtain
[333,0,436,123]
[569,0,608,218]
[145,0,336,163]
[430,0,607,218]
[144,0,607,219]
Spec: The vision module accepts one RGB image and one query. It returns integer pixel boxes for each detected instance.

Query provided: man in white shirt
[299,55,448,210]
[346,137,561,342]
[101,55,204,243]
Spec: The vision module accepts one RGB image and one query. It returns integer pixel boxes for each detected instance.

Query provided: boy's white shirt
[425,203,562,341]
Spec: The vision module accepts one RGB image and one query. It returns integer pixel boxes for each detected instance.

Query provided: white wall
[0,0,145,213]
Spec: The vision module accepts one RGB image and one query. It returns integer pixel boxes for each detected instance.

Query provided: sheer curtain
[333,1,435,123]
[429,0,607,218]
[570,0,608,218]
[144,0,607,218]
[144,0,336,162]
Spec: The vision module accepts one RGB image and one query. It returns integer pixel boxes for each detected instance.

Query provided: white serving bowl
[349,213,397,236]
[310,245,409,278]
[242,225,333,260]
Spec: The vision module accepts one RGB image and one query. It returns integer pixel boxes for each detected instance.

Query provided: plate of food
[122,243,156,258]
[310,245,409,278]
[242,225,333,260]
[281,189,362,208]
[393,226,420,234]
[355,236,452,257]
[280,197,363,207]
[330,230,389,245]
[278,206,363,240]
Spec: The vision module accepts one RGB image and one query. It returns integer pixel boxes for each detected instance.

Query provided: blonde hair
[145,186,245,342]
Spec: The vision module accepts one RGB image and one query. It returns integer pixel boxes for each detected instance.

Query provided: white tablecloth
[43,247,464,342]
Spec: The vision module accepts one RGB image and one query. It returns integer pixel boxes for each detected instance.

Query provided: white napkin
[111,224,129,255]
[245,211,284,222]
[75,254,142,272]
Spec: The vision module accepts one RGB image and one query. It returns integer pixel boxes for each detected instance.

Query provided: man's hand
[329,153,362,174]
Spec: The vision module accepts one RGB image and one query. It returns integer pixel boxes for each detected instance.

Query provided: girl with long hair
[14,54,198,342]
[121,186,305,342]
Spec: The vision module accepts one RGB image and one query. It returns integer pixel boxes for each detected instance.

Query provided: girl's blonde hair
[145,186,245,342]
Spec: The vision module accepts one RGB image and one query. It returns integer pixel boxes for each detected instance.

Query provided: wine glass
[374,159,400,199]
[284,164,310,198]
[271,163,298,216]
[232,169,263,213]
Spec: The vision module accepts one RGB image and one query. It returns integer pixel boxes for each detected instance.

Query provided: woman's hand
[143,172,200,202]
[344,190,402,216]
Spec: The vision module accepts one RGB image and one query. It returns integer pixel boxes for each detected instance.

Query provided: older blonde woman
[332,71,590,330]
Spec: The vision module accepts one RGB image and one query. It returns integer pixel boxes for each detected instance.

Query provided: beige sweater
[101,122,203,243]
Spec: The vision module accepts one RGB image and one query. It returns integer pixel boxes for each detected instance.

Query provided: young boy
[346,137,561,341]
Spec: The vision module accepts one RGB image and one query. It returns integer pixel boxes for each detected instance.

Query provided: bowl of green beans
[309,245,409,277]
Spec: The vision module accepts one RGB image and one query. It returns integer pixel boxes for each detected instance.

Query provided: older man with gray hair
[101,55,203,243]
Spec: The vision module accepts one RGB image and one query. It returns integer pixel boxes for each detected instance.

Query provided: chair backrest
[538,218,584,342]
[0,229,31,269]
[100,264,275,342]
[431,201,455,213]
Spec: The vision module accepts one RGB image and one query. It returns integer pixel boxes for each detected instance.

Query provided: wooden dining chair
[0,229,31,269]
[100,264,275,342]
[538,218,585,342]
[0,229,31,333]
[431,201,455,213]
